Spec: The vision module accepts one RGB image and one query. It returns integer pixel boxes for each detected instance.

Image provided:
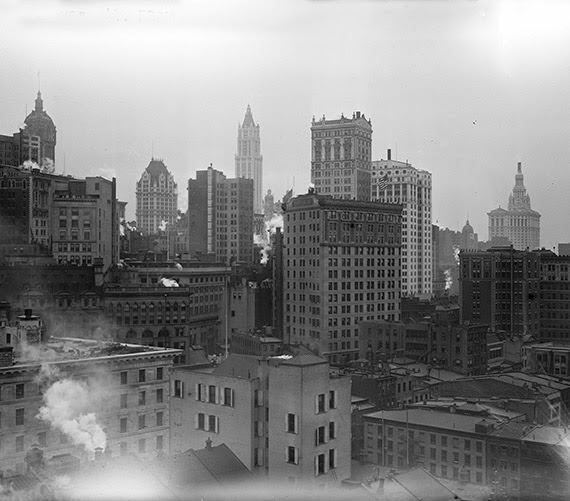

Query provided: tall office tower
[283,190,403,365]
[459,247,540,337]
[311,111,372,201]
[188,165,254,264]
[488,162,541,250]
[135,159,178,235]
[371,149,432,296]
[235,105,263,213]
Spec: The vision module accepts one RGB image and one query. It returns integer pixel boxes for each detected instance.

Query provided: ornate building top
[508,162,532,211]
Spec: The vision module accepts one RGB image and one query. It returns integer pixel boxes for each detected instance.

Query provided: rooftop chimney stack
[387,149,392,160]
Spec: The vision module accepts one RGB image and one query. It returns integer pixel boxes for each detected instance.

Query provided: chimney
[355,111,361,119]
[205,437,213,450]
[387,149,391,161]
[24,308,32,319]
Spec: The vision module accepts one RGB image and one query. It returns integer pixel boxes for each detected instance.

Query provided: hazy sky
[1,0,570,249]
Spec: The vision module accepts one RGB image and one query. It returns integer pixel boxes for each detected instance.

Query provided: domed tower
[22,91,57,164]
[460,219,478,250]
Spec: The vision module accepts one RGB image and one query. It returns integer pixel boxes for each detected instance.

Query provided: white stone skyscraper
[135,158,178,235]
[488,162,540,250]
[371,149,432,297]
[235,105,263,213]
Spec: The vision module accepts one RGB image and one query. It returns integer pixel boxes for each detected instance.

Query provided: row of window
[119,411,165,433]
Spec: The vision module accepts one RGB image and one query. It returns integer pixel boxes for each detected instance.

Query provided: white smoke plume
[174,262,183,270]
[159,277,179,287]
[159,219,168,232]
[37,378,107,455]
[22,159,40,170]
[255,214,284,264]
[41,157,55,174]
[444,268,452,290]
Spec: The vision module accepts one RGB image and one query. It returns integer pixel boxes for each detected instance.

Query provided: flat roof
[5,336,181,370]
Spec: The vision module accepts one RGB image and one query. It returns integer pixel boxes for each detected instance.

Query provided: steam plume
[159,277,179,287]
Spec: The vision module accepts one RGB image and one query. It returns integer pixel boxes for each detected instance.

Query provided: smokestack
[205,438,213,450]
[24,308,32,319]
[517,161,522,173]
[355,111,361,119]
[387,149,391,160]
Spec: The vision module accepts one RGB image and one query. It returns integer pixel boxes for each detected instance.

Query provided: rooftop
[5,336,181,371]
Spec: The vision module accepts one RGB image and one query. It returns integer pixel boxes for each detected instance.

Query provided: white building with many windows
[371,150,432,296]
[169,348,351,484]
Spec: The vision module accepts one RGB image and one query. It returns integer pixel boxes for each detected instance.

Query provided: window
[139,370,146,383]
[255,390,263,407]
[138,414,146,430]
[430,433,436,445]
[120,418,127,433]
[329,421,336,440]
[197,413,205,430]
[16,436,24,452]
[316,393,326,414]
[287,413,298,434]
[120,393,128,408]
[315,453,326,475]
[120,371,128,385]
[138,438,146,453]
[254,447,263,467]
[156,411,163,427]
[223,387,234,407]
[329,390,337,409]
[316,426,326,445]
[174,380,184,398]
[15,408,24,426]
[139,391,146,406]
[15,384,24,399]
[156,367,163,380]
[208,385,217,404]
[464,439,471,451]
[329,449,337,469]
[441,435,448,447]
[156,435,163,451]
[287,446,299,464]
[208,415,219,433]
[156,388,164,403]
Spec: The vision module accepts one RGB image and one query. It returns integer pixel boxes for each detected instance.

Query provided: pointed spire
[35,91,43,112]
[242,104,256,127]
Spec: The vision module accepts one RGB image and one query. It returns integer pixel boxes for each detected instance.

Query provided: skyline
[1,0,570,249]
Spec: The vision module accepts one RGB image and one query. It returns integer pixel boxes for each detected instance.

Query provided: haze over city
[1,0,570,248]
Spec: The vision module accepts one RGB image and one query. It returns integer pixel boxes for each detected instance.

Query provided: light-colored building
[170,349,351,485]
[311,112,372,202]
[0,319,180,477]
[283,191,402,364]
[235,105,263,214]
[488,162,540,250]
[371,150,432,296]
[136,159,178,235]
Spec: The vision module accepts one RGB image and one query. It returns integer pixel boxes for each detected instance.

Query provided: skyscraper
[311,111,372,201]
[135,159,178,235]
[488,162,541,250]
[283,190,402,364]
[371,150,432,296]
[188,165,254,264]
[235,105,263,213]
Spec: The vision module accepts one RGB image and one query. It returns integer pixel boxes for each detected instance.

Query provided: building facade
[235,105,263,213]
[170,349,351,484]
[488,163,541,250]
[188,165,254,265]
[311,112,372,201]
[136,159,178,235]
[283,191,402,364]
[0,332,180,477]
[459,247,540,337]
[371,150,432,296]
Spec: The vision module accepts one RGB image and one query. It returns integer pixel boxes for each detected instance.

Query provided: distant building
[523,342,570,377]
[371,150,432,296]
[0,324,180,476]
[460,219,478,250]
[235,105,263,213]
[538,250,570,342]
[188,165,254,265]
[311,112,372,201]
[136,159,178,235]
[230,328,283,357]
[283,191,403,364]
[487,162,540,250]
[170,349,351,484]
[263,189,275,221]
[362,405,570,499]
[459,247,540,337]
[103,262,231,357]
